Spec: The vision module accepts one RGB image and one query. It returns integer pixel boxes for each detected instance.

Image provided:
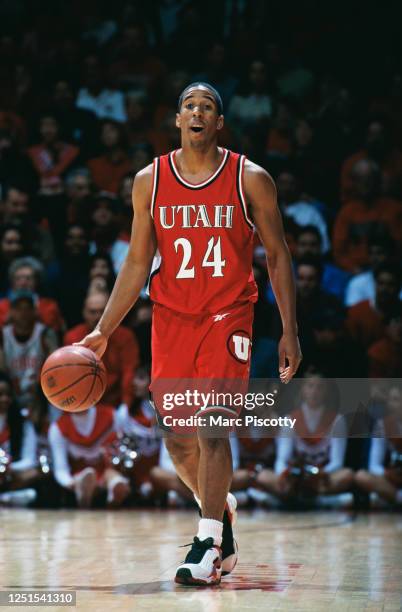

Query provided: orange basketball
[40,346,107,412]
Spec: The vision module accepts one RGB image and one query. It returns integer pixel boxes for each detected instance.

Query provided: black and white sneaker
[175,537,222,586]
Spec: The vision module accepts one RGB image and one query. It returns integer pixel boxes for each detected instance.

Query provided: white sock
[197,518,223,547]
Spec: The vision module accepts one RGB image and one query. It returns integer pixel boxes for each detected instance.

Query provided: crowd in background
[0,0,401,510]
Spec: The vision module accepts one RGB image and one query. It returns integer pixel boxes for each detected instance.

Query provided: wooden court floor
[0,508,401,612]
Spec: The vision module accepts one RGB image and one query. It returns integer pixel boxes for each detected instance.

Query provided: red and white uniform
[149,148,257,421]
[2,323,46,408]
[116,401,160,487]
[275,403,347,473]
[369,415,402,486]
[48,405,117,488]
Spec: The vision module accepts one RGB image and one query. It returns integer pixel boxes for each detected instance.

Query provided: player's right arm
[75,165,156,358]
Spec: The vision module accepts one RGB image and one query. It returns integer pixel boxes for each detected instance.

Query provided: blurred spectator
[27,113,79,196]
[355,384,402,506]
[51,80,98,159]
[333,159,402,272]
[64,168,94,227]
[76,54,127,123]
[194,42,238,108]
[266,101,293,162]
[87,253,116,296]
[108,23,165,93]
[87,120,131,194]
[345,231,402,306]
[0,127,36,196]
[51,225,90,328]
[276,171,330,252]
[0,371,39,506]
[295,256,343,335]
[124,297,152,366]
[346,263,402,349]
[2,182,56,264]
[341,119,402,201]
[228,60,272,133]
[275,374,353,502]
[116,367,160,502]
[294,225,350,301]
[368,304,402,377]
[89,193,128,273]
[118,173,134,238]
[0,224,26,295]
[64,293,139,408]
[0,257,64,333]
[48,404,130,508]
[0,290,58,419]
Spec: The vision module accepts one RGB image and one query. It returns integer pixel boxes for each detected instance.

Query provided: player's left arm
[243,160,302,382]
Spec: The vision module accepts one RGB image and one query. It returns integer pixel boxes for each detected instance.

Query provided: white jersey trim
[169,148,229,189]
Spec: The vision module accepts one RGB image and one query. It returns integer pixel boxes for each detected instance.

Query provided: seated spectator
[0,257,65,333]
[149,440,194,506]
[2,182,56,264]
[48,404,130,508]
[108,23,165,93]
[115,367,160,502]
[64,168,94,227]
[51,225,91,328]
[27,113,79,195]
[0,127,37,195]
[87,121,132,194]
[355,383,402,507]
[294,256,344,347]
[125,90,158,150]
[228,60,273,133]
[118,172,134,238]
[341,119,402,201]
[274,373,354,502]
[303,305,367,377]
[295,225,350,301]
[346,263,402,349]
[64,293,139,408]
[333,159,402,272]
[368,304,402,377]
[51,79,98,160]
[0,224,26,295]
[0,290,58,420]
[194,42,238,108]
[89,192,128,273]
[76,54,127,123]
[276,171,330,252]
[345,231,402,306]
[0,371,39,506]
[87,253,116,296]
[265,101,293,161]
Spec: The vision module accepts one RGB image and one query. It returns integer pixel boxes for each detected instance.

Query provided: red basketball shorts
[150,301,254,433]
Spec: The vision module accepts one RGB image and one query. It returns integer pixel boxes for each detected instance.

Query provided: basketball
[40,346,107,412]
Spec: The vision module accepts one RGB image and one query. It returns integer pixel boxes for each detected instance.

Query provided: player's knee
[165,436,198,461]
[355,469,370,487]
[198,436,230,453]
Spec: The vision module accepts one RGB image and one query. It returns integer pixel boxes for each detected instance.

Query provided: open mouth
[190,126,204,133]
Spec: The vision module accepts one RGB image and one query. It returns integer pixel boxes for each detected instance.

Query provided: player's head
[176,82,224,146]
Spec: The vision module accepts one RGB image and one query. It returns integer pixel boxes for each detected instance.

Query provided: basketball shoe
[194,492,238,576]
[175,536,222,586]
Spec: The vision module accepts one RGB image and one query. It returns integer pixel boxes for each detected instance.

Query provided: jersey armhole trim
[237,155,254,230]
[150,157,160,218]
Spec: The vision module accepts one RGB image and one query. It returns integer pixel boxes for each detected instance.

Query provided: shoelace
[178,536,215,563]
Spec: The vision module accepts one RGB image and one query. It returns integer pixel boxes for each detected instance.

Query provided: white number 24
[174,237,226,279]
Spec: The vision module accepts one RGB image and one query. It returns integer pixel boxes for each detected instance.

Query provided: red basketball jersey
[149,148,258,314]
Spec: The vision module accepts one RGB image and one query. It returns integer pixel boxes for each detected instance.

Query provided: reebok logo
[213,313,230,322]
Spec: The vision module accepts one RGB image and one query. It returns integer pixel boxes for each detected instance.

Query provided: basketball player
[77,83,301,585]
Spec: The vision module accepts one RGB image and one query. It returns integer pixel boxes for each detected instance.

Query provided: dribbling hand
[73,329,108,359]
